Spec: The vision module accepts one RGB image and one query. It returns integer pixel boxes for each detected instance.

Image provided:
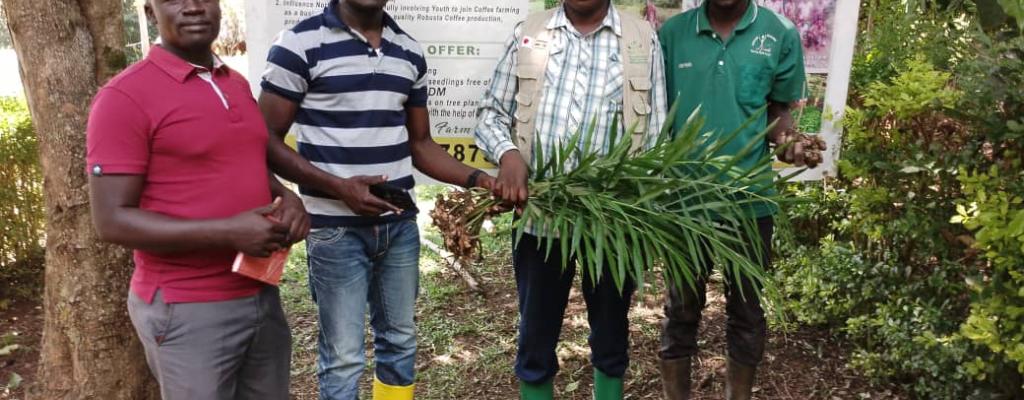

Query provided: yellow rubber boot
[373,376,414,400]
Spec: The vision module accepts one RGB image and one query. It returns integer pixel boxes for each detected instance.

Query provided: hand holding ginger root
[774,129,827,168]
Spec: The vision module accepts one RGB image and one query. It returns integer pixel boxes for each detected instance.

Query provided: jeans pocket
[306,227,360,287]
[307,227,348,250]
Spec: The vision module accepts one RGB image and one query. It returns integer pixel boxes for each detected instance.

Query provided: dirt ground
[277,199,906,399]
[0,251,903,400]
[280,249,904,399]
[0,299,41,400]
[0,201,904,400]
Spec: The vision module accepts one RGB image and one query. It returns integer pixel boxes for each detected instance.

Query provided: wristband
[465,169,484,188]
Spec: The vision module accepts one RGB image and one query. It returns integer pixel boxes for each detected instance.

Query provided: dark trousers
[513,232,636,384]
[659,217,773,367]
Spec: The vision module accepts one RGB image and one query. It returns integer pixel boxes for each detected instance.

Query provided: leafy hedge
[0,96,44,305]
[775,1,1024,398]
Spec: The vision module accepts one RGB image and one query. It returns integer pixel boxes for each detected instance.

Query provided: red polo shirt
[86,46,271,304]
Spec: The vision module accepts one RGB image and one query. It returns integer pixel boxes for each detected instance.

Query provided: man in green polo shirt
[657,0,823,399]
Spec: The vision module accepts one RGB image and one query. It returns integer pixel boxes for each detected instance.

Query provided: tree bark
[1,0,158,398]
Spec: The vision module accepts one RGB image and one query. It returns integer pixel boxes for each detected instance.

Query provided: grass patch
[796,106,824,134]
[280,243,312,315]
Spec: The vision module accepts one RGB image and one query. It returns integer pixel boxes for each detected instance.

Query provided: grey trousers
[127,286,292,400]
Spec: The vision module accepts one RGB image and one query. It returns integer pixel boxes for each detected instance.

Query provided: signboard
[385,1,529,170]
[245,0,530,171]
[246,0,859,180]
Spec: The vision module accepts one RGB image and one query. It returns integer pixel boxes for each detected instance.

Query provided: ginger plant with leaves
[436,104,795,304]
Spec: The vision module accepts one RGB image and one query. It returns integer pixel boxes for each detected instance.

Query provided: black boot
[724,358,756,400]
[659,356,692,400]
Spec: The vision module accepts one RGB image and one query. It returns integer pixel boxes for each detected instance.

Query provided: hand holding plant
[433,105,796,308]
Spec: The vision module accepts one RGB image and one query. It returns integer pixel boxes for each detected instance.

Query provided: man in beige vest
[474,1,667,399]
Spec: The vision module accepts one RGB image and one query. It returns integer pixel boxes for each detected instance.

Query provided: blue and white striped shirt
[262,1,428,227]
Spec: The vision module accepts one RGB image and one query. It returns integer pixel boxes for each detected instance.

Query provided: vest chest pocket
[513,63,544,124]
[629,77,653,113]
[626,76,653,134]
[514,92,535,124]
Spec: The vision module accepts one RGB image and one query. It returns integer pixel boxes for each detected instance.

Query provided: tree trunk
[1,0,158,398]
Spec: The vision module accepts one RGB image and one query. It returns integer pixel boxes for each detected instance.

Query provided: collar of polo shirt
[189,55,226,73]
[147,45,228,83]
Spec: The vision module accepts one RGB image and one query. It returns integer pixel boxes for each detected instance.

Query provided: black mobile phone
[369,183,417,211]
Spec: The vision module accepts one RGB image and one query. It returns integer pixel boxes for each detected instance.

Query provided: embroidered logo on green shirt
[750,34,777,57]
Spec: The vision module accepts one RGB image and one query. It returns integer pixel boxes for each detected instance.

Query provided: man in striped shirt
[474,1,667,399]
[259,0,495,399]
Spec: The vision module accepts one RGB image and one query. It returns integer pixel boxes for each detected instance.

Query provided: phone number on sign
[435,138,496,169]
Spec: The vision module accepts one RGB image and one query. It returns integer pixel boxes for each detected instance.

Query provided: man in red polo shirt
[86,1,308,399]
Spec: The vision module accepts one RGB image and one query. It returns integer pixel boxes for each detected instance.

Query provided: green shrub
[775,239,981,397]
[947,22,1024,397]
[774,238,868,326]
[775,7,1024,396]
[840,258,976,398]
[778,183,849,246]
[839,55,971,266]
[954,166,1024,395]
[0,96,44,304]
[849,0,969,95]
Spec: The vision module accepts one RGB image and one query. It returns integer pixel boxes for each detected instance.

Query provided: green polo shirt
[659,2,805,217]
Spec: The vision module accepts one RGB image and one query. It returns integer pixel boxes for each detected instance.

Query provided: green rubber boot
[519,380,554,400]
[593,369,624,400]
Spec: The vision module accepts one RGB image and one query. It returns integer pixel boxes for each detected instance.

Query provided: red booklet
[232,248,290,286]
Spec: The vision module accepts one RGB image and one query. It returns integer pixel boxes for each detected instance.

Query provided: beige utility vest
[512,8,656,162]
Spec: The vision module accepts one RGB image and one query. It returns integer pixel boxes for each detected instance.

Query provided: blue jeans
[306,219,421,400]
